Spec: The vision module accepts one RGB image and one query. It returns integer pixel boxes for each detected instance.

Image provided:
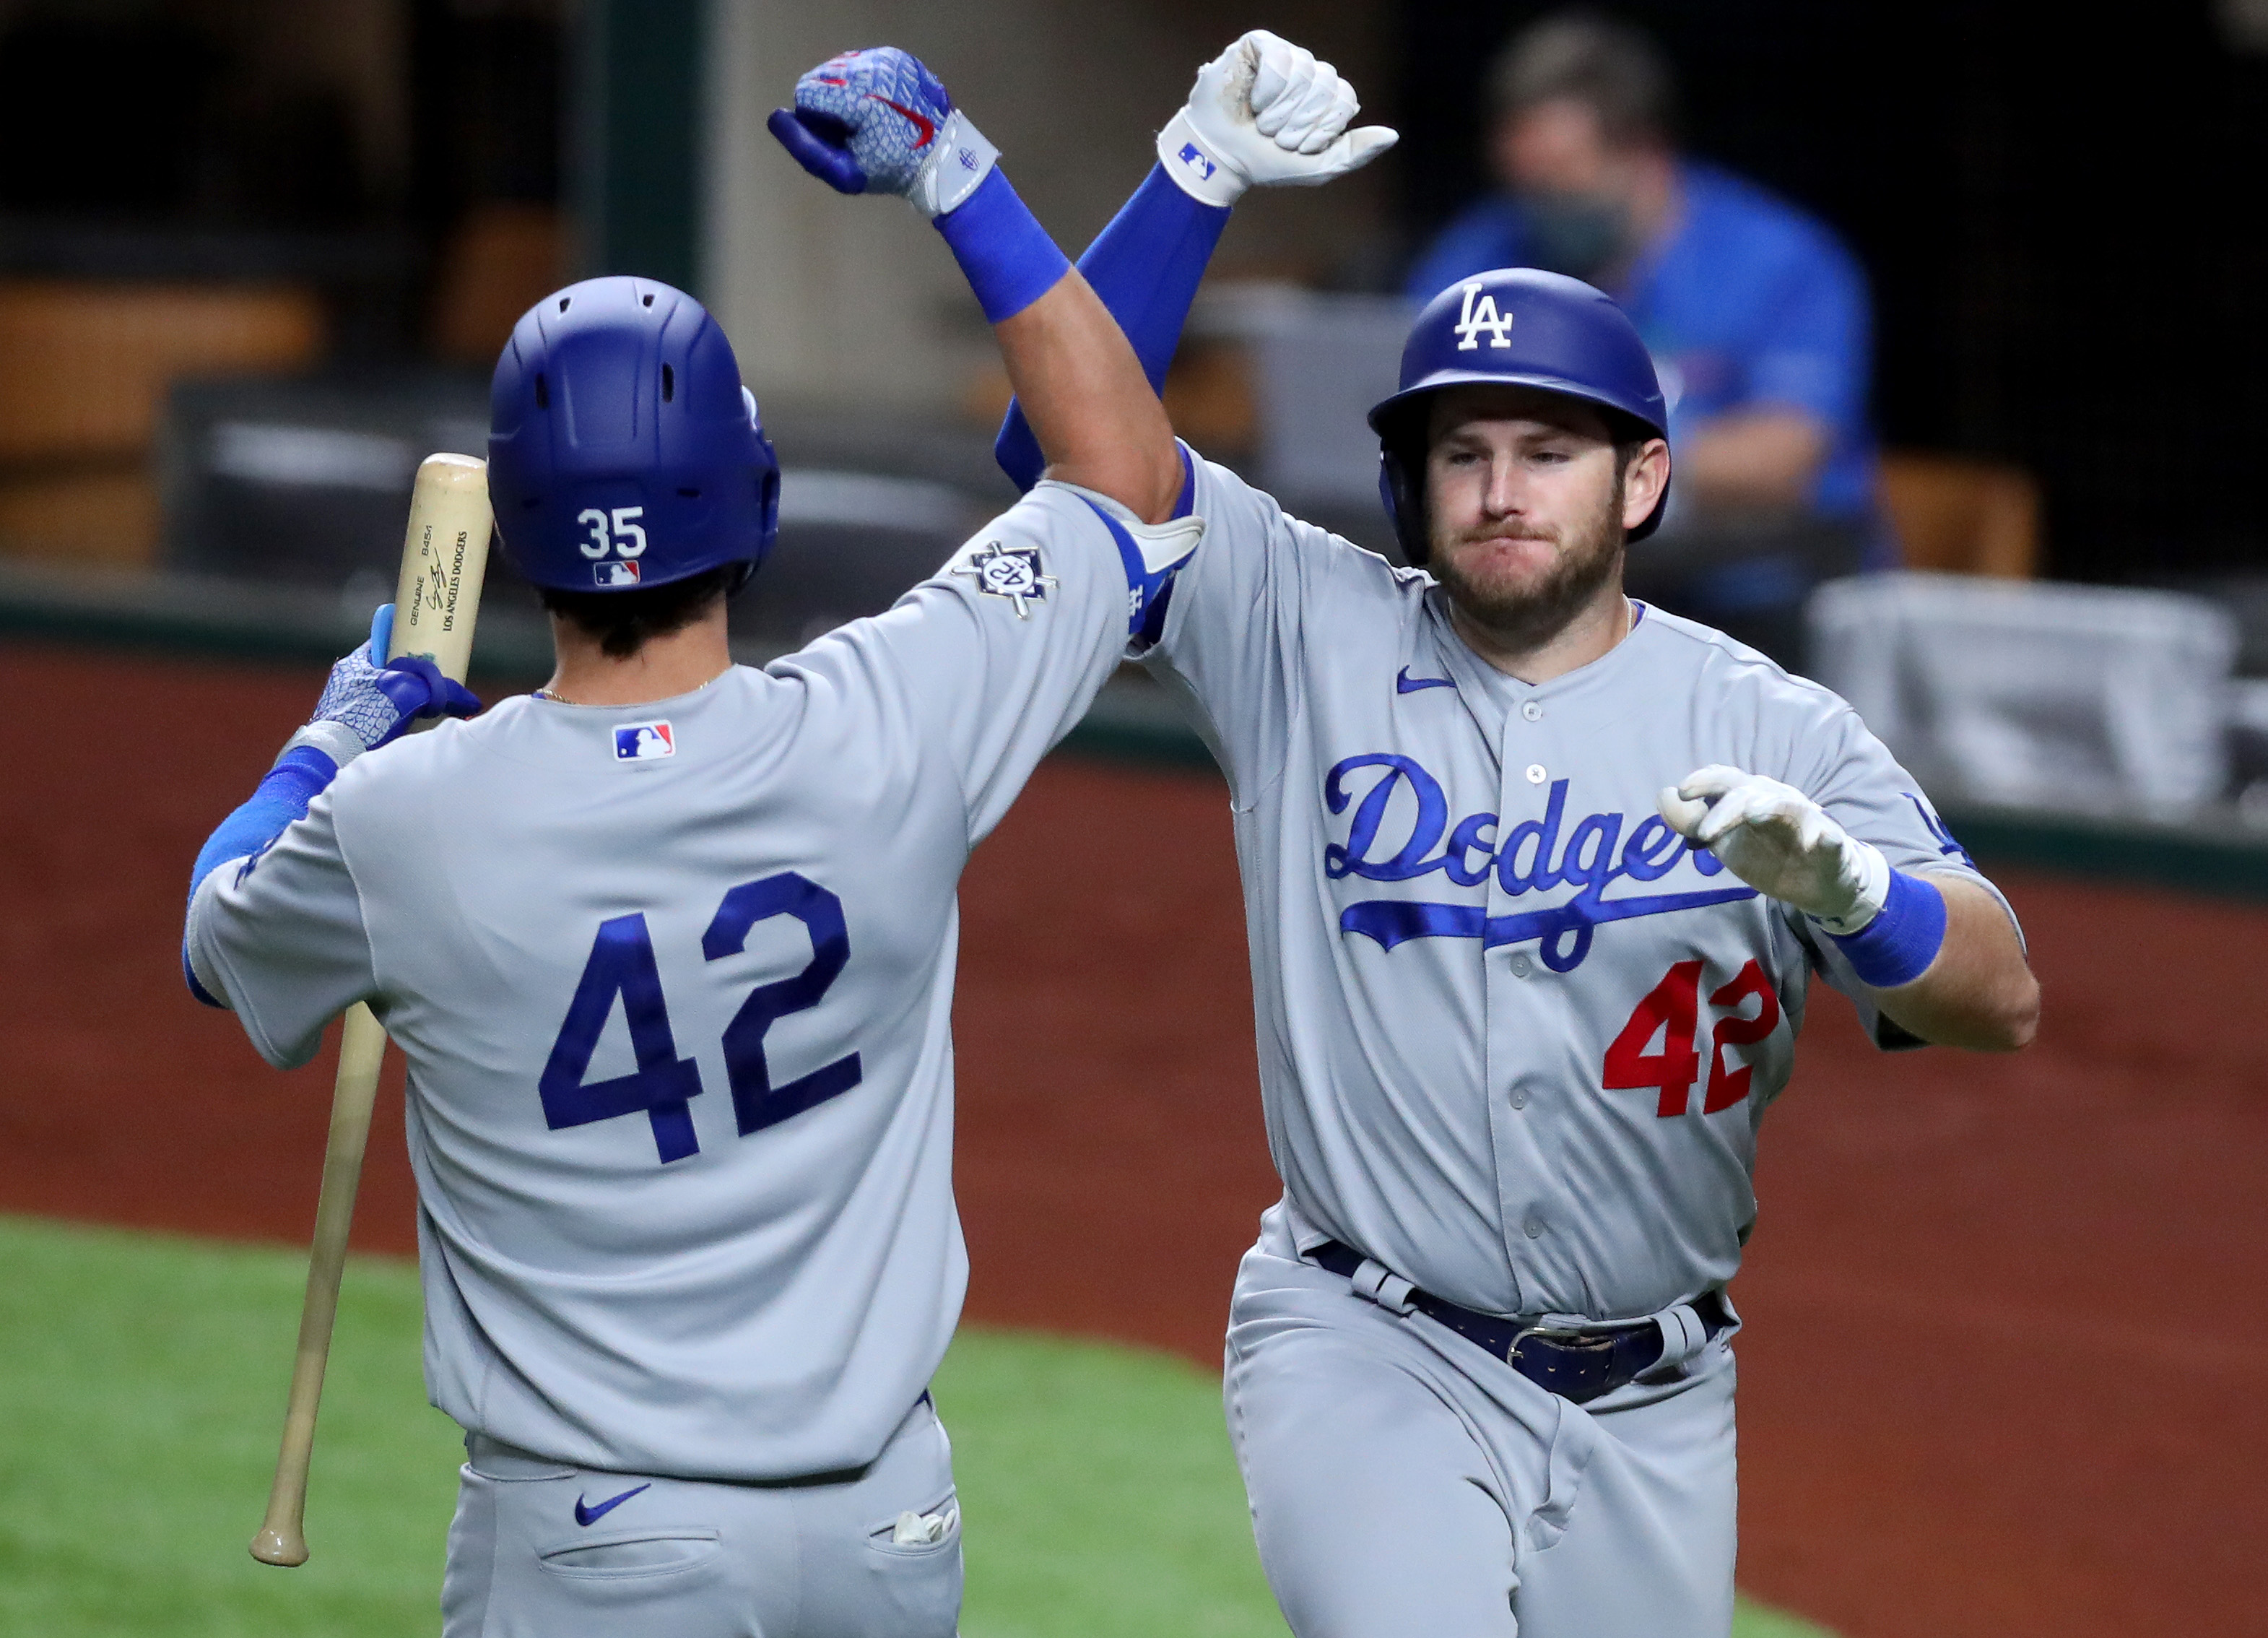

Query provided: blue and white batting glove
[767,48,999,219]
[281,602,484,774]
[1157,30,1398,207]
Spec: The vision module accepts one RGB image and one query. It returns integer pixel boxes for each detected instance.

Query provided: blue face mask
[1518,191,1631,282]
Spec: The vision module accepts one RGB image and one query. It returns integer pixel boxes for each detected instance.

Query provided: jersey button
[1508,1086,1530,1110]
[1522,1213,1545,1239]
[1521,701,1543,722]
[1509,953,1533,979]
[1524,763,1547,784]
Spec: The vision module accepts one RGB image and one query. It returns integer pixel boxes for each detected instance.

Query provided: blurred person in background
[1406,11,1881,664]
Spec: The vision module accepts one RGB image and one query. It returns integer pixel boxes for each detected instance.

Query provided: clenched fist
[768,47,998,218]
[1158,30,1398,206]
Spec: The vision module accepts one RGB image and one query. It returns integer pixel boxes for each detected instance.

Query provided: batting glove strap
[1822,870,1948,990]
[933,168,1072,324]
[1806,831,1893,935]
[281,717,366,772]
[913,109,999,217]
[1157,108,1247,207]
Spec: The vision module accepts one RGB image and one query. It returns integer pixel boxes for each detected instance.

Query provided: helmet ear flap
[1379,438,1430,566]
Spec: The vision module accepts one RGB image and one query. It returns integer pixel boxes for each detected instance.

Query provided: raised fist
[1159,30,1398,206]
[768,47,999,218]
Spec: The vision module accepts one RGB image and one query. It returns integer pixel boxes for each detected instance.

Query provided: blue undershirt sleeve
[932,168,1072,326]
[995,162,1230,501]
[183,745,340,1005]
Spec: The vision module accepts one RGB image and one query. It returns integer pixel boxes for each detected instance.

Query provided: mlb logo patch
[1176,141,1216,181]
[614,721,675,762]
[595,560,641,586]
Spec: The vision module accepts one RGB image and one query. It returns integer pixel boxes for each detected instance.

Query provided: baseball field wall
[4,636,2264,1638]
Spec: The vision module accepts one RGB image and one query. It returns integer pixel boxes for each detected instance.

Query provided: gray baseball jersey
[1145,455,2012,1324]
[188,481,1202,1483]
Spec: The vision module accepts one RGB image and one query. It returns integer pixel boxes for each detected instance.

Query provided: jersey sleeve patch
[950,537,1059,618]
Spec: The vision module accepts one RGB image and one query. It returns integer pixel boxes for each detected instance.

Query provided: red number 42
[1602,959,1782,1118]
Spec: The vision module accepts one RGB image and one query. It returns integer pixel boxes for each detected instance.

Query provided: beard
[1428,466,1627,651]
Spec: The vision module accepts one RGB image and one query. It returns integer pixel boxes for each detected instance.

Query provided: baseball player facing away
[996,30,2043,1638]
[181,48,1200,1638]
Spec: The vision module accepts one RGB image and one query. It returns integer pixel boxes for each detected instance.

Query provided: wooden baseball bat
[250,453,493,1568]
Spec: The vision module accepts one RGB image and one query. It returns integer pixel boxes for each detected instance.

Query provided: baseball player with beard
[182,47,1215,1638]
[996,30,2041,1637]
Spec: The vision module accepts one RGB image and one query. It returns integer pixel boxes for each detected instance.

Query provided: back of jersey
[186,483,1186,1481]
[375,666,967,1484]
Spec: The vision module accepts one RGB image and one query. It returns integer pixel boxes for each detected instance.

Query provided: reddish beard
[1428,464,1628,651]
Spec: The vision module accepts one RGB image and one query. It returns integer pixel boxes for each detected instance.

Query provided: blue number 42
[538,871,862,1164]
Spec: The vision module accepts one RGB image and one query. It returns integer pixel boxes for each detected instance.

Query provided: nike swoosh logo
[867,95,936,149]
[1396,667,1455,694]
[573,1483,651,1527]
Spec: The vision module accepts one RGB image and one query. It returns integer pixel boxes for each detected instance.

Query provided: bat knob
[250,1525,309,1567]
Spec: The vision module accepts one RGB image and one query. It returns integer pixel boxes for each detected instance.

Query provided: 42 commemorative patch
[952,540,1056,618]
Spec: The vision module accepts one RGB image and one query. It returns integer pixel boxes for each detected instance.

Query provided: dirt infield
[4,642,2263,1638]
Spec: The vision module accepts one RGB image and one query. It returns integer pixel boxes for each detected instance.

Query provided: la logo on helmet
[1452,281,1515,351]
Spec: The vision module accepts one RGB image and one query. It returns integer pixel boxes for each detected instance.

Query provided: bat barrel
[388,453,494,680]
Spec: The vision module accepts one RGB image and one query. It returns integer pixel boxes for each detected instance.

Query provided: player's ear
[1620,438,1669,532]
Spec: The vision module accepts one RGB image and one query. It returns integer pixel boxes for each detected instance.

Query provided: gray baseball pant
[1224,1244,1739,1638]
[440,1395,963,1637]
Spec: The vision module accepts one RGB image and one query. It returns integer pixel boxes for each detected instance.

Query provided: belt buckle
[1505,1322,1602,1366]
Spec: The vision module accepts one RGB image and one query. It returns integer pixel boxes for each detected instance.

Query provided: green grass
[0,1217,460,1634]
[0,1215,1833,1636]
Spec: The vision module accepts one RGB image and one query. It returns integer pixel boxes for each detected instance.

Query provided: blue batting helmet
[1368,268,1670,562]
[488,276,781,593]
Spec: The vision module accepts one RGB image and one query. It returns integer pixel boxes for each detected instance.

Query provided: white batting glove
[1157,30,1398,207]
[1657,766,1892,935]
